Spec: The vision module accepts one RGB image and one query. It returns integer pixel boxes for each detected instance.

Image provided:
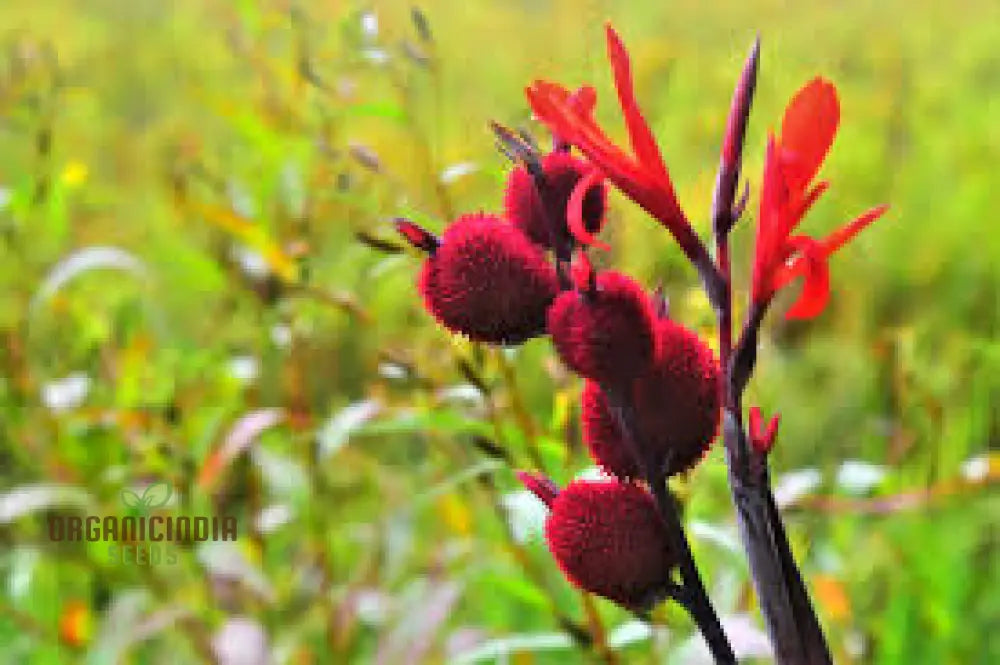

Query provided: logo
[120,482,173,512]
[47,483,238,566]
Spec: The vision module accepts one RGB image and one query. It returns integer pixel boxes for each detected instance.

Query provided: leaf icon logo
[120,483,173,512]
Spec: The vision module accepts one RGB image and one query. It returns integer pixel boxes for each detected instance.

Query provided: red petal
[820,204,889,256]
[567,168,610,250]
[780,77,839,191]
[605,24,669,179]
[783,236,831,320]
[788,180,830,233]
[752,135,786,302]
[568,86,597,116]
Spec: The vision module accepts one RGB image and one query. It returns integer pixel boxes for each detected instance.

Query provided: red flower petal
[819,204,889,256]
[568,85,597,115]
[567,168,610,250]
[752,135,786,301]
[789,180,830,232]
[782,236,831,320]
[780,77,839,192]
[604,24,669,180]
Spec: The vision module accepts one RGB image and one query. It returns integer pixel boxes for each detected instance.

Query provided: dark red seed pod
[579,320,720,477]
[547,271,656,386]
[504,151,606,253]
[581,380,640,480]
[631,319,721,475]
[545,479,675,609]
[417,212,559,345]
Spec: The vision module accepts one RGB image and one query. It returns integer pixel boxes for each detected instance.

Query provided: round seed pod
[545,479,675,609]
[418,212,559,345]
[548,271,655,386]
[580,320,721,478]
[581,380,640,480]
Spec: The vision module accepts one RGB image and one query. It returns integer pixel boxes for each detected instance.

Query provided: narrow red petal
[752,135,785,302]
[780,77,840,191]
[567,168,610,251]
[820,204,889,256]
[604,24,669,179]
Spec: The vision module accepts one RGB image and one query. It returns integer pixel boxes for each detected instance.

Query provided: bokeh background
[1,1,997,663]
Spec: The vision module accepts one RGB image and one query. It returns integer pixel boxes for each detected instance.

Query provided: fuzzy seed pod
[504,151,606,254]
[581,380,641,480]
[545,479,675,609]
[581,320,721,477]
[548,271,656,386]
[417,212,559,345]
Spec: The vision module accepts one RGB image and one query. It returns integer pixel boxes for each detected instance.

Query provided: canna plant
[396,23,886,665]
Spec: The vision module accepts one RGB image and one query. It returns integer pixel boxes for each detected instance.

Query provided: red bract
[748,406,780,455]
[548,270,656,386]
[752,77,889,320]
[516,470,559,507]
[504,151,607,254]
[545,479,675,609]
[525,25,703,260]
[414,213,559,344]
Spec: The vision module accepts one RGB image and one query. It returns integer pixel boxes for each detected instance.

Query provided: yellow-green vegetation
[1,1,997,663]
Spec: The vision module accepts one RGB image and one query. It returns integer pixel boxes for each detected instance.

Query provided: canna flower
[523,476,677,610]
[397,213,559,344]
[752,77,889,319]
[526,25,705,262]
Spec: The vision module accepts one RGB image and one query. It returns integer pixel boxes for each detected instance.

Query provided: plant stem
[602,386,735,663]
[709,36,833,665]
[648,477,736,665]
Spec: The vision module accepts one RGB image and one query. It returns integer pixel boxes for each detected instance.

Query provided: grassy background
[1,0,997,663]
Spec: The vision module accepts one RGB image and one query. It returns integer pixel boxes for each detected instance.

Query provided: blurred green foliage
[0,1,997,663]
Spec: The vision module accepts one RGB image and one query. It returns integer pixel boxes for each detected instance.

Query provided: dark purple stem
[709,37,833,665]
[602,385,736,665]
